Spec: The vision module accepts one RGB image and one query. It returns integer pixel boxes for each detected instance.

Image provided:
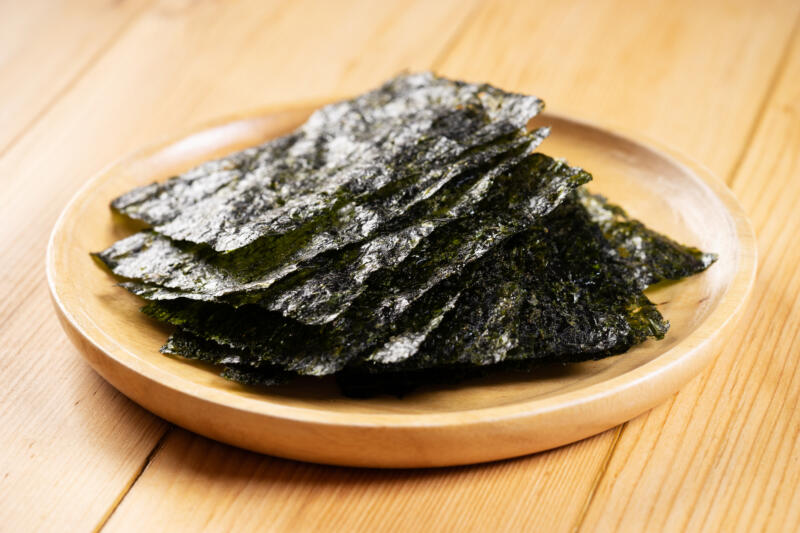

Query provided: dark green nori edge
[578,190,717,288]
[161,329,291,386]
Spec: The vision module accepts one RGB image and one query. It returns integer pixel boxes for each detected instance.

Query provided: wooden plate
[47,106,756,468]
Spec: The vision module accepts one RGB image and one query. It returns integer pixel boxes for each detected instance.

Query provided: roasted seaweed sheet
[111,73,546,252]
[101,152,588,326]
[142,192,679,381]
[577,190,716,288]
[96,135,542,318]
[93,72,717,396]
[358,197,668,370]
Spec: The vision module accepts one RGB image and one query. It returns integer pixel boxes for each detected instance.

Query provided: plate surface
[47,107,756,468]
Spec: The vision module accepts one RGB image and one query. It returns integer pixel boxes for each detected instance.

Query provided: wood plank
[98,1,797,532]
[0,0,475,530]
[579,26,800,532]
[103,428,620,532]
[437,0,799,181]
[0,0,152,154]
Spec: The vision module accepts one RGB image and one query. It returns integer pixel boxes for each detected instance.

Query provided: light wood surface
[1,0,798,530]
[47,108,755,467]
[0,0,151,155]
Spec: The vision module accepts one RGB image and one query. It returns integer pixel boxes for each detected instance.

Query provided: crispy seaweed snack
[97,147,574,325]
[577,190,716,288]
[139,192,688,389]
[96,133,542,306]
[139,157,591,376]
[110,73,547,252]
[93,73,716,396]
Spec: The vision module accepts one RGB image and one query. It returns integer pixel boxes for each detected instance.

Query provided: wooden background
[1,0,799,531]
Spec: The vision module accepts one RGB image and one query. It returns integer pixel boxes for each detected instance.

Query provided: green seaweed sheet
[356,197,668,372]
[141,190,698,389]
[160,330,291,386]
[99,151,585,326]
[338,193,718,396]
[577,190,716,288]
[111,73,546,252]
[140,154,592,376]
[92,73,719,397]
[95,133,544,320]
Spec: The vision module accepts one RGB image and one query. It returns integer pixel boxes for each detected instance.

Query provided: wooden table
[2,1,798,531]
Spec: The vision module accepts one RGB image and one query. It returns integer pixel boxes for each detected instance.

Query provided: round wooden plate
[47,106,756,468]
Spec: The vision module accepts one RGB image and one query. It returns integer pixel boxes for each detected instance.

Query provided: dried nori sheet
[92,73,719,396]
[358,197,668,375]
[338,193,718,396]
[106,152,589,327]
[577,190,717,288]
[141,273,466,377]
[94,133,543,314]
[111,73,546,252]
[141,190,687,382]
[161,330,291,386]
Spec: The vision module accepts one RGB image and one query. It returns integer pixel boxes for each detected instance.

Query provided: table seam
[571,423,625,533]
[94,426,173,533]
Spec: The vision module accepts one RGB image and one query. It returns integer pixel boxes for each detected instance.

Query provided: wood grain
[0,0,477,530]
[94,0,793,530]
[102,427,618,533]
[1,0,798,530]
[0,0,152,155]
[579,26,800,532]
[437,0,800,181]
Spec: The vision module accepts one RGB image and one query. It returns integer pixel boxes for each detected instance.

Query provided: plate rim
[47,106,757,442]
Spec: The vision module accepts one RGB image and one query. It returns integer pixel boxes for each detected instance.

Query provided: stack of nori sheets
[94,73,716,397]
